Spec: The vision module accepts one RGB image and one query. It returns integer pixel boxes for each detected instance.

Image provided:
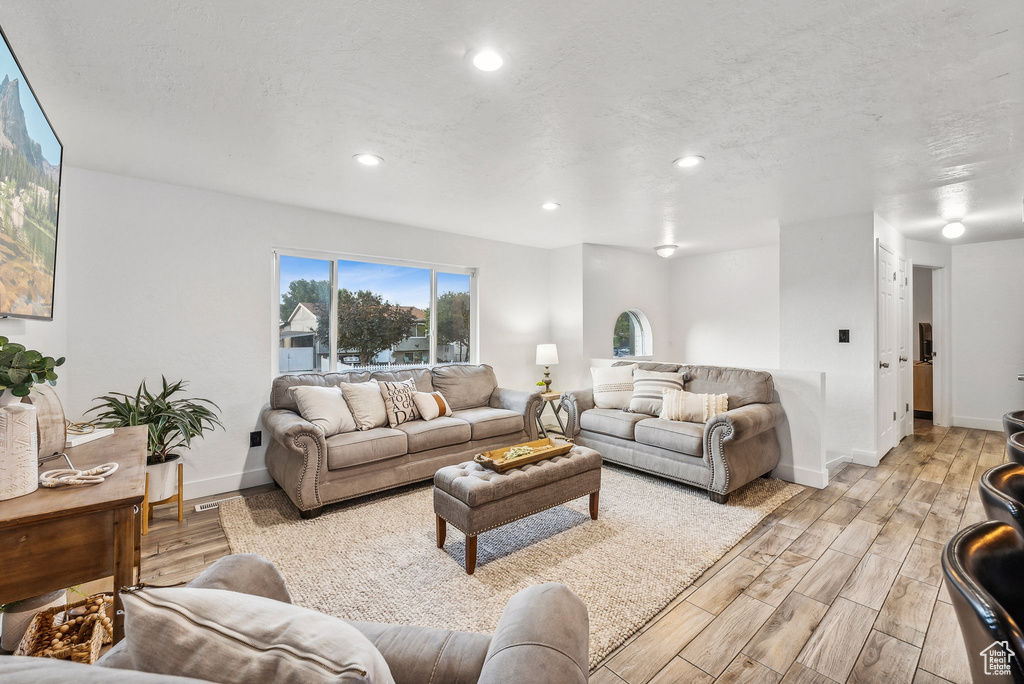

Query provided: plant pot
[147,454,182,502]
[0,402,38,501]
[1,589,65,651]
[0,390,21,406]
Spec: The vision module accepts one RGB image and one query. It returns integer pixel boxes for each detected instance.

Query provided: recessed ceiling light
[465,47,509,72]
[541,202,560,211]
[354,154,383,166]
[655,244,678,258]
[942,220,965,239]
[673,155,705,169]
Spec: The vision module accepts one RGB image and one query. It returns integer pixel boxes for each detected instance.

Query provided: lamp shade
[536,344,559,366]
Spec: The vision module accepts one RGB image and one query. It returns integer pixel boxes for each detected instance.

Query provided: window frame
[612,309,654,360]
[272,248,478,375]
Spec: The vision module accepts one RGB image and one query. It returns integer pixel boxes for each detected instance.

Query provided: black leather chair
[1010,433,1024,466]
[942,521,1024,683]
[980,464,1024,538]
[1006,410,1024,440]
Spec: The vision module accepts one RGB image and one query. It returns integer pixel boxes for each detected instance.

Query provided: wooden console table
[0,426,146,644]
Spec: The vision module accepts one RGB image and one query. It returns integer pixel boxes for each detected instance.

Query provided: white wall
[912,266,932,362]
[668,244,779,368]
[780,213,877,466]
[581,243,672,366]
[547,244,586,393]
[951,239,1024,430]
[59,167,553,497]
[0,222,70,404]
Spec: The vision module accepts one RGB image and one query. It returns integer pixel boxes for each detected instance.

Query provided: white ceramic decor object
[0,400,38,501]
[147,457,180,501]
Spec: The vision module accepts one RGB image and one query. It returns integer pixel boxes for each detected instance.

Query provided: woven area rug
[220,466,800,668]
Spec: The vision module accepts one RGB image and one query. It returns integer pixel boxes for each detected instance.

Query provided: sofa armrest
[705,402,785,445]
[703,403,785,495]
[490,387,543,439]
[261,407,328,511]
[478,583,589,684]
[559,389,594,438]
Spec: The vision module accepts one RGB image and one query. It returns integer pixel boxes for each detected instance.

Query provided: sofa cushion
[288,385,357,436]
[395,416,471,453]
[451,407,524,440]
[327,428,408,470]
[591,364,636,409]
[431,364,498,410]
[370,368,433,393]
[613,361,683,373]
[378,379,419,427]
[681,365,774,408]
[579,408,649,440]
[628,369,687,416]
[121,587,394,684]
[341,381,389,430]
[270,370,372,412]
[634,418,704,456]
[0,657,206,683]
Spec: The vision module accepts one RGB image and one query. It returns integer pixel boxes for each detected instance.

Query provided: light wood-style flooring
[142,420,1004,684]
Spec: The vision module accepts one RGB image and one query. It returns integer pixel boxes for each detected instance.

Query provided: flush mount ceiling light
[465,47,509,72]
[673,155,705,169]
[942,220,965,239]
[541,202,560,211]
[655,244,678,258]
[353,154,383,166]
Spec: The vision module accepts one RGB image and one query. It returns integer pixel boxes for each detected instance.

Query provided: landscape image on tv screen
[0,27,61,320]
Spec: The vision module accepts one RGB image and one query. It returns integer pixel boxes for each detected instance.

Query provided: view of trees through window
[278,254,473,373]
[612,310,650,357]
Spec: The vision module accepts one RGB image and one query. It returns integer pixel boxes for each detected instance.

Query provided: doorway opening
[913,265,935,422]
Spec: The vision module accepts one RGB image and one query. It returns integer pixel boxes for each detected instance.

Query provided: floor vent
[194,495,242,512]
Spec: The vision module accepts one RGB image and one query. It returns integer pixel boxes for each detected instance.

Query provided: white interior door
[878,244,897,453]
[897,254,910,436]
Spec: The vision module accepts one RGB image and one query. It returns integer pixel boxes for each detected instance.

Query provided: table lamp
[536,344,559,392]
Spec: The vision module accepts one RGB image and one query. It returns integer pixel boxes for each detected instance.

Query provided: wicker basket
[14,593,113,664]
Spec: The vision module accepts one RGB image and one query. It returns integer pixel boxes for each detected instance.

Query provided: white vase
[0,390,21,406]
[147,456,180,502]
[0,401,38,501]
[0,589,65,651]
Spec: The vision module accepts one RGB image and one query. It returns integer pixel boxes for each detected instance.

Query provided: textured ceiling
[3,0,1023,253]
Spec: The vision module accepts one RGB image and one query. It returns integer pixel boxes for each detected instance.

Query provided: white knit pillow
[288,386,356,436]
[591,364,637,409]
[661,390,729,423]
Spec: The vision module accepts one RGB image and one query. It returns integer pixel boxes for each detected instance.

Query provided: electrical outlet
[839,329,850,343]
[249,431,262,448]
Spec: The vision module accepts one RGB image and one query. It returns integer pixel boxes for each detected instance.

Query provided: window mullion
[429,269,438,364]
[329,260,339,372]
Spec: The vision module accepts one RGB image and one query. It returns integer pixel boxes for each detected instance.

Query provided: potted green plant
[0,336,65,405]
[87,377,223,502]
[0,336,65,502]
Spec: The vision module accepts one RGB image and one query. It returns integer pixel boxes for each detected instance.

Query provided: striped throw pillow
[628,370,687,415]
[661,389,729,423]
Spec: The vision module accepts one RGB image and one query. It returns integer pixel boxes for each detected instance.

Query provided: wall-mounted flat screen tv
[0,25,61,320]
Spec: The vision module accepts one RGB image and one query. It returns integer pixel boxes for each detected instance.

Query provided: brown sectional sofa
[560,362,785,503]
[262,364,542,516]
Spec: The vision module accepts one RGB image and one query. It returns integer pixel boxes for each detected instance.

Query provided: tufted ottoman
[433,445,602,574]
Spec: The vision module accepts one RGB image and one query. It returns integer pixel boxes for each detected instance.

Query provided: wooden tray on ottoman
[474,438,573,473]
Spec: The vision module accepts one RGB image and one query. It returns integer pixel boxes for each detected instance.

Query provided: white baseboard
[826,453,852,473]
[850,448,880,467]
[826,448,879,469]
[952,416,1003,432]
[185,468,275,500]
[772,464,828,489]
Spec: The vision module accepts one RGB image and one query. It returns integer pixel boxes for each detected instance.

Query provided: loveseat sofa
[560,362,784,503]
[263,364,542,517]
[0,554,590,684]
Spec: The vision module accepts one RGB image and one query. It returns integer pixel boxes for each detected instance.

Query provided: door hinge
[906,403,909,412]
[893,411,896,421]
[905,276,909,285]
[893,273,897,281]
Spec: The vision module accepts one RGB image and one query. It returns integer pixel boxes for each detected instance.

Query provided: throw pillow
[661,390,729,423]
[341,382,389,431]
[378,379,419,427]
[412,391,453,421]
[288,386,357,436]
[121,587,394,684]
[591,364,637,409]
[628,370,687,415]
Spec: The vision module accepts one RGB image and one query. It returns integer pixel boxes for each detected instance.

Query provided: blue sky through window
[0,42,60,166]
[338,259,430,309]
